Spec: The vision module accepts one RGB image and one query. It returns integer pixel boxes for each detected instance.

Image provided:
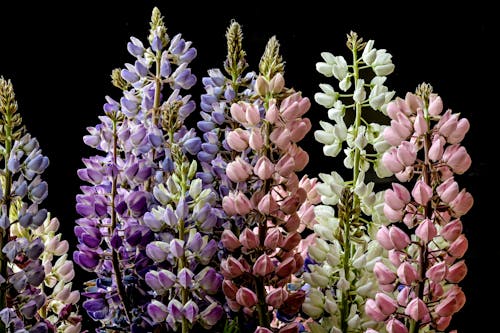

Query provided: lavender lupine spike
[220,37,319,333]
[197,21,255,203]
[74,7,200,332]
[303,33,395,333]
[0,77,81,332]
[365,84,472,333]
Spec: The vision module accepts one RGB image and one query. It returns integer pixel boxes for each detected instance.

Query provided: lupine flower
[366,84,472,332]
[303,32,395,333]
[74,8,220,332]
[219,37,318,333]
[0,77,81,332]
[196,20,255,216]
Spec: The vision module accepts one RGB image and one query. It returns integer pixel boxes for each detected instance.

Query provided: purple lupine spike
[0,77,81,332]
[75,8,222,332]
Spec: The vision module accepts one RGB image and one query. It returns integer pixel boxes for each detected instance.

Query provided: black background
[0,1,494,332]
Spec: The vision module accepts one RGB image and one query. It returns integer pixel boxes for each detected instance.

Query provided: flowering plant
[0,77,81,333]
[365,84,472,333]
[73,7,221,333]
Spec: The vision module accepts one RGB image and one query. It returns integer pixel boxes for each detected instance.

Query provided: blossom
[0,77,81,332]
[304,32,393,333]
[219,36,315,332]
[369,85,472,331]
[74,8,221,332]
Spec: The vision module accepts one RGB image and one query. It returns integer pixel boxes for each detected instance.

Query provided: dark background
[0,1,494,332]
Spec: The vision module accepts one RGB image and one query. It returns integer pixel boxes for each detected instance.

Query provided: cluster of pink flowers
[220,51,319,332]
[367,87,472,332]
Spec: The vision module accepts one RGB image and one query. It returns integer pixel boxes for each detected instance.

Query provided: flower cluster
[74,7,223,333]
[365,84,472,333]
[197,21,256,204]
[0,77,81,332]
[303,32,394,333]
[219,37,318,333]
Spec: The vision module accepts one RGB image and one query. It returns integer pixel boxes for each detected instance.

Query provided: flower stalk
[0,77,81,332]
[304,32,395,333]
[366,84,472,333]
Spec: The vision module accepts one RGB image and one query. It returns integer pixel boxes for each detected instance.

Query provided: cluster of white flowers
[303,33,394,333]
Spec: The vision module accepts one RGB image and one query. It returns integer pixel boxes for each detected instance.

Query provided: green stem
[339,41,363,333]
[146,51,163,193]
[0,111,12,332]
[110,118,132,323]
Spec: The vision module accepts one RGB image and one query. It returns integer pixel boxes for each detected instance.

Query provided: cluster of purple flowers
[74,7,223,333]
[0,77,81,333]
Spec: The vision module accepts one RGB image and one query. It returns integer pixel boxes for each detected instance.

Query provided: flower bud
[236,287,257,308]
[404,297,428,321]
[253,254,274,276]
